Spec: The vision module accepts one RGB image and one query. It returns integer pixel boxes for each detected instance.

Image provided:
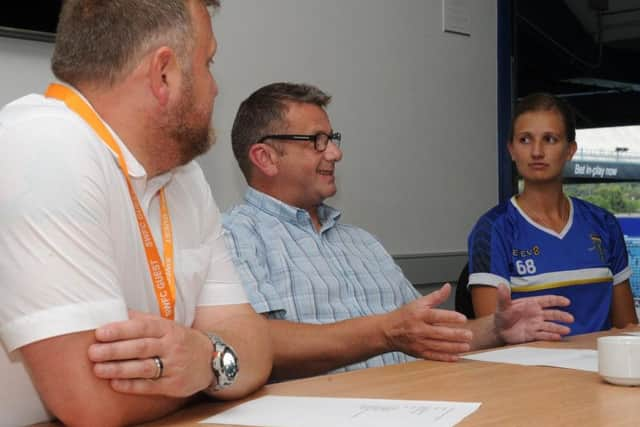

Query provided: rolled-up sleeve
[197,195,248,307]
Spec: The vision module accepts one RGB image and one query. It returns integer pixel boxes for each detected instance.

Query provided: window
[0,1,62,42]
[564,125,640,314]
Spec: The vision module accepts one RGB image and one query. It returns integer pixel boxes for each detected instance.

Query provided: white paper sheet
[200,395,481,427]
[622,331,640,337]
[462,346,598,372]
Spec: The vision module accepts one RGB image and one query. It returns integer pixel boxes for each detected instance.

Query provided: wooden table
[39,327,640,426]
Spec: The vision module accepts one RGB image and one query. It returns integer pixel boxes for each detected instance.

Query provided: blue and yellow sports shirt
[468,196,631,335]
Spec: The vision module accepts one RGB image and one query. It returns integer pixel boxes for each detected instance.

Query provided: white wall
[207,0,499,255]
[0,0,498,258]
[0,37,54,102]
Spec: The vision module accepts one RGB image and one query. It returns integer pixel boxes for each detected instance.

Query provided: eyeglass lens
[315,134,329,151]
[315,133,341,151]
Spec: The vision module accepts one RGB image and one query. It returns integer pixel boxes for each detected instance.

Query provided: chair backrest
[454,262,475,319]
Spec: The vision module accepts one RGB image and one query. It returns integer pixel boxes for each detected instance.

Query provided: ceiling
[515,0,640,128]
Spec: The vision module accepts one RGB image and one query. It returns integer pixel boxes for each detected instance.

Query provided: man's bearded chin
[169,74,217,166]
[173,123,216,165]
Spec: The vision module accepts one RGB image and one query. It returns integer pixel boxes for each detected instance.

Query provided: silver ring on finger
[151,356,164,380]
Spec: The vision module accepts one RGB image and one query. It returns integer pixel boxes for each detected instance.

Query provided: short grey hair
[52,0,220,87]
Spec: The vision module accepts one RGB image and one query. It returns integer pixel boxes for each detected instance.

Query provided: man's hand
[495,283,574,344]
[382,283,472,362]
[88,310,214,397]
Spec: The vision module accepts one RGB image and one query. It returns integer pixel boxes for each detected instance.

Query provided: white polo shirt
[0,87,247,425]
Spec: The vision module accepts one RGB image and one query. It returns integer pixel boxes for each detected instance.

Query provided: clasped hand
[87,310,214,397]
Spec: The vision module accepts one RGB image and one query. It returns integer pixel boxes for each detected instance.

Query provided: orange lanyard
[45,83,176,320]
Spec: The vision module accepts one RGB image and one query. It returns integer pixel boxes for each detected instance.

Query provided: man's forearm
[268,286,476,379]
[104,395,190,427]
[193,304,273,400]
[22,331,193,427]
[268,316,391,380]
[466,315,503,350]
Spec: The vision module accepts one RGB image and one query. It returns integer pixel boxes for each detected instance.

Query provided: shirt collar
[57,83,149,180]
[244,187,342,231]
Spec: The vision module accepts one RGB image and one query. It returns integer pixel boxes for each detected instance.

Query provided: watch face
[221,349,239,381]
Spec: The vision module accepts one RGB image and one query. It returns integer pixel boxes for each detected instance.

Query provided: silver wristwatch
[203,332,239,393]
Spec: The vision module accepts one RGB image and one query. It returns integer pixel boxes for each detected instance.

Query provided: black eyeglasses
[257,131,342,152]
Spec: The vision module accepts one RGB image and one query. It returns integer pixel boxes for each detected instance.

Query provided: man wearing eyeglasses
[223,82,574,381]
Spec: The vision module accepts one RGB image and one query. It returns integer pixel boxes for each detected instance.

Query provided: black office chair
[454,262,475,319]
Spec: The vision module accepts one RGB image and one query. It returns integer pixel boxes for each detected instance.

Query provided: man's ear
[248,143,280,177]
[148,47,179,107]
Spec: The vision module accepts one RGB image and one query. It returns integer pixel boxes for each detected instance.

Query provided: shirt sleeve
[0,113,128,352]
[196,185,248,307]
[222,215,286,318]
[604,211,632,285]
[467,213,511,288]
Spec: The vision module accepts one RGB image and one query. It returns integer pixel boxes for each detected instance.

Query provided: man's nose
[325,141,343,161]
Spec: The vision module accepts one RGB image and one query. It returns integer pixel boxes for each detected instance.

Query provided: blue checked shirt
[222,188,420,373]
